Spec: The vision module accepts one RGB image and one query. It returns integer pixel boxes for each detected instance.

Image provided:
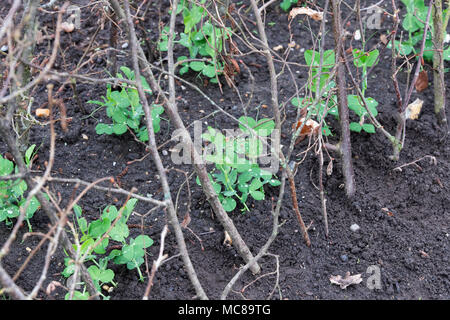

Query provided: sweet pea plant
[347,48,380,134]
[0,145,40,231]
[62,198,154,300]
[292,48,380,135]
[88,66,164,142]
[198,116,280,212]
[389,0,450,62]
[291,49,338,136]
[159,0,231,82]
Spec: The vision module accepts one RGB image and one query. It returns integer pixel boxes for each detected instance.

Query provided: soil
[1,0,449,300]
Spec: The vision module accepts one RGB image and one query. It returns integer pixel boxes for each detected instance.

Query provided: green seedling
[197,116,280,212]
[0,145,40,231]
[108,234,153,282]
[291,49,338,136]
[62,198,147,299]
[280,0,298,11]
[293,48,380,136]
[388,0,450,62]
[88,66,164,142]
[159,1,231,82]
[347,48,380,133]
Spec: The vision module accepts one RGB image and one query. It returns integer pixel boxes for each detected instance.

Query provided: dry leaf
[289,7,323,21]
[35,108,50,118]
[273,45,283,51]
[415,70,428,92]
[326,159,333,176]
[61,22,75,33]
[405,98,423,120]
[181,212,191,228]
[330,272,363,289]
[223,230,232,247]
[293,118,320,136]
[380,34,388,45]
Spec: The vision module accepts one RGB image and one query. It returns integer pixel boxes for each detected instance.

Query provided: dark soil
[1,0,449,300]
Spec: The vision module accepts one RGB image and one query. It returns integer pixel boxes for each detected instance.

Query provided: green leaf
[1,206,20,219]
[65,291,89,300]
[134,235,154,249]
[113,123,128,135]
[78,217,88,234]
[95,123,114,135]
[24,196,40,219]
[250,190,265,201]
[362,123,376,133]
[0,157,14,176]
[268,179,281,186]
[25,144,36,166]
[73,204,82,218]
[221,197,236,212]
[93,238,109,255]
[349,122,362,133]
[110,223,129,242]
[255,119,275,136]
[190,61,205,72]
[202,64,217,78]
[238,171,253,184]
[238,116,257,133]
[249,178,263,191]
[120,66,134,80]
[88,218,111,238]
[102,205,118,221]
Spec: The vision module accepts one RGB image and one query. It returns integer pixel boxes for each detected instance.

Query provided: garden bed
[0,0,449,300]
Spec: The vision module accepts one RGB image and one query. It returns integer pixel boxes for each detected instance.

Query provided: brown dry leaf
[273,44,283,51]
[380,34,388,45]
[223,230,232,247]
[405,98,423,120]
[330,272,363,289]
[326,159,333,176]
[181,212,191,228]
[61,22,75,33]
[415,70,428,92]
[289,7,323,21]
[35,108,50,118]
[293,118,320,136]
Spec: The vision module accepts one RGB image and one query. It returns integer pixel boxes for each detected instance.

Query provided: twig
[142,225,169,300]
[121,0,208,299]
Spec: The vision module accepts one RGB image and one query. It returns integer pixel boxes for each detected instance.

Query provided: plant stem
[331,0,356,197]
[432,0,448,129]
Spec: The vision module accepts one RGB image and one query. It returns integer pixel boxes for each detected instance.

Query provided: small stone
[350,223,360,232]
[121,42,129,49]
[340,254,348,262]
[162,149,168,156]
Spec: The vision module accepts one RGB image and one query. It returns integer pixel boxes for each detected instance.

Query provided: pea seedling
[197,116,280,212]
[159,0,231,82]
[88,66,164,142]
[388,0,450,62]
[0,145,40,231]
